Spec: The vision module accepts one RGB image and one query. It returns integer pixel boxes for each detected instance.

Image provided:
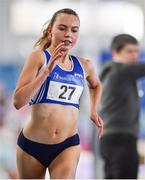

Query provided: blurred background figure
[0,82,7,124]
[99,34,145,179]
[1,0,145,179]
[0,82,18,178]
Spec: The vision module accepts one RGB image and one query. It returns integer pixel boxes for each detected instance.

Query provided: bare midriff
[23,103,79,144]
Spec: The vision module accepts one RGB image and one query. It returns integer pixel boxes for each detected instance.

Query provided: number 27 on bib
[47,81,83,104]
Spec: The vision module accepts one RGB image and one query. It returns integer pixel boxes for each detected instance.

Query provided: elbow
[13,102,22,110]
[13,99,22,110]
[12,94,24,110]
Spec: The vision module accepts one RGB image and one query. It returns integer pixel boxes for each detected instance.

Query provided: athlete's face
[49,13,80,50]
[114,44,139,64]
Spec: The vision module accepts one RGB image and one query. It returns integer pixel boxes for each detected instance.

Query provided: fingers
[51,42,64,55]
[96,115,104,139]
[98,124,103,139]
[51,42,67,57]
[49,51,62,64]
[97,116,102,127]
[47,42,67,72]
[94,115,102,127]
[98,117,104,139]
[98,116,103,127]
[47,52,62,71]
[91,114,103,139]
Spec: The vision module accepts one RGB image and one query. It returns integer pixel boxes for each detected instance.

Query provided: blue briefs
[17,130,80,168]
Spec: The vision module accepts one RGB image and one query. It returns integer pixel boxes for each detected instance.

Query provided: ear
[112,50,117,57]
[47,25,52,34]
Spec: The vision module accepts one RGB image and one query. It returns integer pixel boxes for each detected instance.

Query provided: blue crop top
[29,50,85,109]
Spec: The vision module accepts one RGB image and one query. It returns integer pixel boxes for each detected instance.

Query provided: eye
[72,28,78,33]
[58,27,65,31]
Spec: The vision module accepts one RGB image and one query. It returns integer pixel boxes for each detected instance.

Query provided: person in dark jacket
[99,34,145,179]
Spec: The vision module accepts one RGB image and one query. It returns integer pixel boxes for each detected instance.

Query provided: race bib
[47,81,84,104]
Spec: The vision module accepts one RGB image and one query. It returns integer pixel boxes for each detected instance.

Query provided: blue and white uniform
[29,50,85,108]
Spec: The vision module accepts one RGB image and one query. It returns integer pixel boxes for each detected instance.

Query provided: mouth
[62,40,72,46]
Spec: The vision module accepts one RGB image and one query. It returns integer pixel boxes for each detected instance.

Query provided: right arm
[13,50,49,109]
[13,43,65,109]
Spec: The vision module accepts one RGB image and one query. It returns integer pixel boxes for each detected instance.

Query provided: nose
[64,29,72,37]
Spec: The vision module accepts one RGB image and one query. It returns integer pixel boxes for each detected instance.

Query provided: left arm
[81,58,104,139]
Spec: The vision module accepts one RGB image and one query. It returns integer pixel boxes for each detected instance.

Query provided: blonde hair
[34,8,79,50]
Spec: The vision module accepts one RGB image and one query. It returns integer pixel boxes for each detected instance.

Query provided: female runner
[13,8,103,179]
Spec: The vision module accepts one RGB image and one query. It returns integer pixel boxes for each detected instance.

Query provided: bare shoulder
[77,56,95,78]
[27,49,45,68]
[13,50,45,93]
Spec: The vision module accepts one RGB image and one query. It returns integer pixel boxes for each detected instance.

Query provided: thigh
[48,145,80,179]
[16,146,46,179]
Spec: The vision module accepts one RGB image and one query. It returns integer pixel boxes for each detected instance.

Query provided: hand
[90,113,104,139]
[43,42,67,75]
